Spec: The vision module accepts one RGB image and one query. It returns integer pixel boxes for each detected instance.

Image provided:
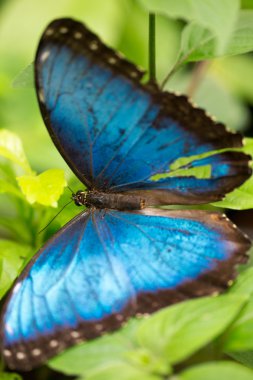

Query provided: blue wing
[35,18,250,204]
[1,209,249,370]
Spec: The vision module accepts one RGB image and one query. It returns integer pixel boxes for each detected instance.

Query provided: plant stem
[149,13,156,83]
[187,61,211,98]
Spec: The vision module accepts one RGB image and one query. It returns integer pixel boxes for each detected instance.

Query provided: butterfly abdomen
[73,190,146,210]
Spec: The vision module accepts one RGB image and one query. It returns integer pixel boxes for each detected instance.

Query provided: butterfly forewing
[35,18,251,204]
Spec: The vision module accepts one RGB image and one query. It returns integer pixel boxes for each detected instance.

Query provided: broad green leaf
[137,295,246,364]
[213,177,253,210]
[124,347,171,376]
[78,362,160,380]
[17,169,67,207]
[230,267,253,296]
[49,321,139,375]
[0,373,22,380]
[50,319,168,379]
[178,11,253,63]
[221,268,253,352]
[0,240,32,298]
[0,179,23,199]
[178,22,213,63]
[0,130,32,174]
[226,10,253,56]
[178,361,253,380]
[138,0,239,54]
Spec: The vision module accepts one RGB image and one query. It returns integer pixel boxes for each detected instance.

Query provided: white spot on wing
[16,352,26,360]
[89,41,99,50]
[32,348,41,356]
[74,31,82,39]
[45,28,54,36]
[40,50,50,62]
[13,282,21,294]
[130,71,138,78]
[71,330,80,338]
[38,90,45,103]
[108,57,117,64]
[3,349,12,357]
[49,339,58,348]
[59,27,68,34]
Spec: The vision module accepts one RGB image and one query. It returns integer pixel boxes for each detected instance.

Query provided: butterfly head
[72,190,87,206]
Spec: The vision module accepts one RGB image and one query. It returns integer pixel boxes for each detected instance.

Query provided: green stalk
[149,13,156,83]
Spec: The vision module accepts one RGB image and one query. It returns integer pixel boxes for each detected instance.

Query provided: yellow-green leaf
[17,169,67,207]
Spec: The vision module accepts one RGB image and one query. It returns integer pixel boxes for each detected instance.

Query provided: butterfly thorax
[72,190,145,211]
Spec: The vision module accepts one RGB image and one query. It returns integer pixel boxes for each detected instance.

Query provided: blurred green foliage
[1,0,253,379]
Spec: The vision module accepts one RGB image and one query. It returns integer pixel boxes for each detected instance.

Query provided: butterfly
[1,18,251,371]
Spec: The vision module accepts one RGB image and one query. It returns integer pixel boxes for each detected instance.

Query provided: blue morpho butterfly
[1,18,252,371]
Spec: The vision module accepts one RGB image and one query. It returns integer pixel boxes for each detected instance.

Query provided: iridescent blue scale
[0,18,251,371]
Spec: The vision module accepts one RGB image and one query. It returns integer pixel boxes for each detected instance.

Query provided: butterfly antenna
[39,200,73,234]
[67,185,75,194]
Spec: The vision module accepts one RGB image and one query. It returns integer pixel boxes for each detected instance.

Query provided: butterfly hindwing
[35,18,251,204]
[1,211,136,370]
[1,209,249,370]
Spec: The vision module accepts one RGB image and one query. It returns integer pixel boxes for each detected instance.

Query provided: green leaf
[230,267,253,296]
[138,0,239,54]
[178,361,253,380]
[0,239,32,299]
[0,179,23,199]
[177,10,253,63]
[124,347,171,377]
[50,319,170,379]
[137,295,246,365]
[0,129,32,174]
[17,169,67,207]
[0,373,22,380]
[178,22,214,63]
[213,177,253,210]
[222,268,253,352]
[49,321,138,376]
[226,10,253,56]
[78,362,160,380]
